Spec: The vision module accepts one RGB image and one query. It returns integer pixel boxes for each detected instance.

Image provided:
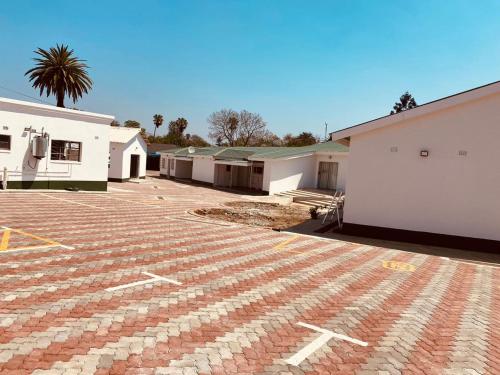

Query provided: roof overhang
[0,96,114,124]
[331,80,500,142]
[174,156,193,161]
[214,160,252,166]
[249,152,314,162]
[315,151,349,157]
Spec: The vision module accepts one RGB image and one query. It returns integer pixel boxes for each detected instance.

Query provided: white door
[317,162,338,190]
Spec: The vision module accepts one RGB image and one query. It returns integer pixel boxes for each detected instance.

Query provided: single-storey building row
[332,80,500,249]
[159,142,349,195]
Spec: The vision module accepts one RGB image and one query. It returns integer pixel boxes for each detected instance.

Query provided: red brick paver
[0,178,497,374]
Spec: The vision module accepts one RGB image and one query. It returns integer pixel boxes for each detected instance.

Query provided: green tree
[110,120,121,127]
[153,114,164,138]
[25,44,93,108]
[282,132,318,146]
[185,134,210,147]
[168,118,188,135]
[124,120,141,128]
[390,91,417,114]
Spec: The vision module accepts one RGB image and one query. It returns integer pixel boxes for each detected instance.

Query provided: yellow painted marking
[0,226,61,252]
[383,260,416,272]
[0,243,60,253]
[274,235,300,250]
[38,193,105,210]
[0,229,11,250]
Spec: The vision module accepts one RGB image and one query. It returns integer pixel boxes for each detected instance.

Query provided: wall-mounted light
[420,150,429,157]
[390,146,398,153]
[2,126,8,130]
[458,150,467,156]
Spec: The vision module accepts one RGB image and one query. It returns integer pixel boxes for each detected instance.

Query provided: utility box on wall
[32,135,48,159]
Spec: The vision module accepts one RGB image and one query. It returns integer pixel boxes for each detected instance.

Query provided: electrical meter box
[32,136,48,159]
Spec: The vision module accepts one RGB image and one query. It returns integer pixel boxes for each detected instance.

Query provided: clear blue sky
[1,1,499,140]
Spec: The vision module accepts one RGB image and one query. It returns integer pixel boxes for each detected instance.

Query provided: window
[170,159,175,170]
[161,157,166,169]
[0,134,10,151]
[51,140,81,161]
[253,166,263,174]
[226,165,231,172]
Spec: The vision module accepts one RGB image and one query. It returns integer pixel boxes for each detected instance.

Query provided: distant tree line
[207,109,319,147]
[110,117,210,147]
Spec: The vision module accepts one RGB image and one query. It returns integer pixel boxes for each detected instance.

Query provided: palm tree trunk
[56,90,65,108]
[153,126,157,139]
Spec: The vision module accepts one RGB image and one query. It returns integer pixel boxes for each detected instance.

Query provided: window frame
[50,140,82,162]
[0,134,11,151]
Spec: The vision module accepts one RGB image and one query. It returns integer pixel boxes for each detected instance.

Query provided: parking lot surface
[0,178,498,374]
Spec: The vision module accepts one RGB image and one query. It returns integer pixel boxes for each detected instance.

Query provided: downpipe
[1,167,7,190]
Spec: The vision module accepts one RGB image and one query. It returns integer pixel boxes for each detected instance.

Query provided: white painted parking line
[38,193,105,210]
[102,195,162,208]
[59,244,75,250]
[142,271,182,285]
[285,322,368,367]
[106,272,181,292]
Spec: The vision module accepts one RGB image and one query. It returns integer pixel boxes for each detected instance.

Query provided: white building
[331,80,500,249]
[0,96,113,191]
[159,142,349,195]
[109,127,147,182]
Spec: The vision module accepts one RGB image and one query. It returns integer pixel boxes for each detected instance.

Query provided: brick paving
[0,177,498,374]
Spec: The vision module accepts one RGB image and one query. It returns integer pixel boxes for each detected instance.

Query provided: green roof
[161,142,348,161]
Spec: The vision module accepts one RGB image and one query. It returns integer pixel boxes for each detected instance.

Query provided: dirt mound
[194,201,310,229]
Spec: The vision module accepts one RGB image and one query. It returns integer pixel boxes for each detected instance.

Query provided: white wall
[344,92,500,241]
[266,156,316,195]
[108,135,147,180]
[192,158,215,184]
[0,99,111,190]
[159,154,172,177]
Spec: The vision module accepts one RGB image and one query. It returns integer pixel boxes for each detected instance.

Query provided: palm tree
[153,114,164,138]
[390,91,417,115]
[25,44,93,108]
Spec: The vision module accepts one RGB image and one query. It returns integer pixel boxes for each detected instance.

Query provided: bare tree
[237,110,266,146]
[207,109,240,146]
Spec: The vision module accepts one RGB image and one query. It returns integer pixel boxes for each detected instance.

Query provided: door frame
[130,154,140,178]
[317,161,338,190]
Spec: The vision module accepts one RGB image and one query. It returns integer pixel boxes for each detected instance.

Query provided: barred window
[51,140,81,161]
[0,134,11,150]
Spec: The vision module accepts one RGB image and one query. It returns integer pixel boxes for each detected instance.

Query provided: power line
[0,84,55,106]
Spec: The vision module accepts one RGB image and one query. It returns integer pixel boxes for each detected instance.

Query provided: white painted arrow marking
[285,322,368,367]
[106,272,181,292]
